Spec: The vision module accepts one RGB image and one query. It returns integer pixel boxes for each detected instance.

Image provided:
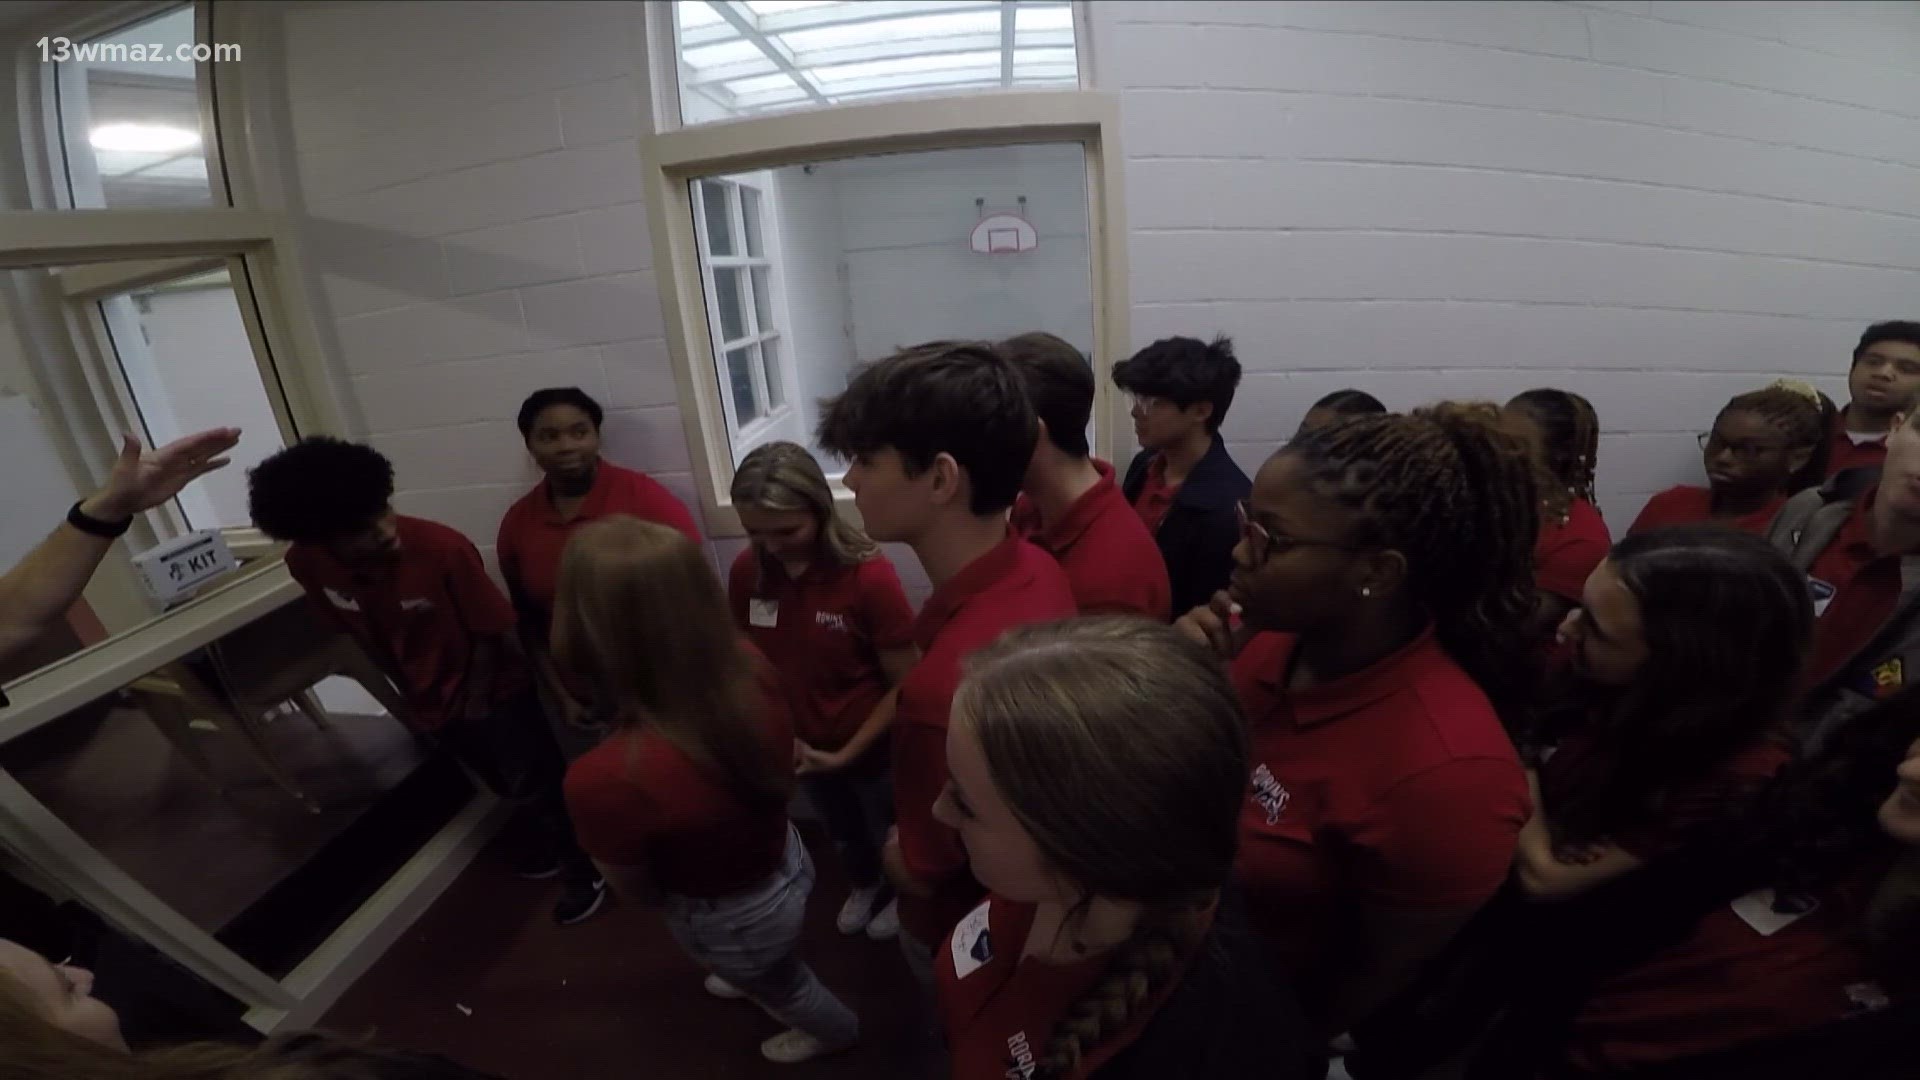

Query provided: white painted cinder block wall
[1111,0,1920,526]
[269,0,1920,601]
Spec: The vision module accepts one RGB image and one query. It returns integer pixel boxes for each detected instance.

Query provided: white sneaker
[836,885,883,935]
[864,897,899,941]
[761,1028,847,1064]
[704,974,746,1000]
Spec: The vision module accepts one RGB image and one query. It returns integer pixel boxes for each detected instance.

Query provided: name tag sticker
[1808,576,1836,618]
[950,900,993,980]
[1730,887,1818,937]
[749,599,779,628]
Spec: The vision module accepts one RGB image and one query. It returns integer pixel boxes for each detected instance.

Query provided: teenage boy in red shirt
[999,333,1171,620]
[248,437,605,925]
[816,341,1077,993]
[1826,322,1920,479]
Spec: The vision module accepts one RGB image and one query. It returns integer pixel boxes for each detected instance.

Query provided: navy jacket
[1121,435,1253,620]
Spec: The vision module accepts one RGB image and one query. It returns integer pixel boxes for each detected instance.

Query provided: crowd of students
[3,321,1920,1078]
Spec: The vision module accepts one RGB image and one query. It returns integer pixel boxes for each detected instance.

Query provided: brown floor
[322,823,935,1080]
[1,702,423,934]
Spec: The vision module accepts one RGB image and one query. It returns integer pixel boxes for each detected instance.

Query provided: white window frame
[641,0,1127,539]
[0,0,490,1036]
[692,175,792,440]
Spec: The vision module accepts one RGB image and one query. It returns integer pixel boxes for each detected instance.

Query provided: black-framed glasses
[1698,432,1791,460]
[1236,500,1355,564]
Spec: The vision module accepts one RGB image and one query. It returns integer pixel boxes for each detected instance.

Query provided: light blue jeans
[660,823,859,1047]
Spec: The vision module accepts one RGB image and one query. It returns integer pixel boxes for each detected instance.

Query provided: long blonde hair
[0,969,474,1079]
[552,515,791,809]
[730,441,877,571]
[953,616,1248,1079]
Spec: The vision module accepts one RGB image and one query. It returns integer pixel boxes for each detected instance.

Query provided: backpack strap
[1767,471,1876,573]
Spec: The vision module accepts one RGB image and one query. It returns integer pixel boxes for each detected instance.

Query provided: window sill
[0,556,302,744]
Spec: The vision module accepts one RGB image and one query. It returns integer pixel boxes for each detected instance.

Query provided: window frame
[692,175,789,437]
[1,0,482,1038]
[640,1,1128,539]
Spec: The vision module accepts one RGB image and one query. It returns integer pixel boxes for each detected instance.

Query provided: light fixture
[89,123,199,153]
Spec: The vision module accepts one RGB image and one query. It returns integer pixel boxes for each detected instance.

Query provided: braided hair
[1507,389,1599,520]
[1288,403,1541,730]
[953,617,1249,1079]
[1718,379,1833,494]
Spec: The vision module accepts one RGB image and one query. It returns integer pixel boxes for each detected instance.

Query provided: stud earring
[1360,586,1372,598]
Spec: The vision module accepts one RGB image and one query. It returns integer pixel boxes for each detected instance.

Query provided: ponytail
[1037,899,1211,1079]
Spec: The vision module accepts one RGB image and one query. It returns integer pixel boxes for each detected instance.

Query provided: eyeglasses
[1698,432,1791,460]
[1236,500,1354,564]
[1129,392,1166,412]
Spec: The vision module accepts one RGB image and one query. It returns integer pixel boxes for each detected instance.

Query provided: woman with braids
[932,617,1309,1080]
[1628,380,1833,537]
[1175,403,1536,1047]
[1506,389,1611,631]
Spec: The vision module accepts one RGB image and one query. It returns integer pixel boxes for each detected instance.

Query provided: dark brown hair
[997,332,1094,458]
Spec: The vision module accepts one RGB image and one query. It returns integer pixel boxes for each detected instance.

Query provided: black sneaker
[553,877,607,926]
[511,851,562,881]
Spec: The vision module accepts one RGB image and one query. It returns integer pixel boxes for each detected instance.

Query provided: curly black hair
[247,436,395,544]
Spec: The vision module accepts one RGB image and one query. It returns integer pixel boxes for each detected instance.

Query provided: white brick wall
[1108,0,1920,526]
[271,0,1920,598]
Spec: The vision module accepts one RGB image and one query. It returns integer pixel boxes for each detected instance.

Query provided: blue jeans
[661,824,859,1047]
[803,769,893,887]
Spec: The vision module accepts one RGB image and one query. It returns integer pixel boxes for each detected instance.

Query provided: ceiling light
[89,123,199,153]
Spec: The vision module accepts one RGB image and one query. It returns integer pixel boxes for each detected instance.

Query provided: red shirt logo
[1251,763,1291,825]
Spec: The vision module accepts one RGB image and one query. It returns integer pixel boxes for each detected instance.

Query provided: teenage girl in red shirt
[932,617,1308,1080]
[1505,389,1611,638]
[1177,403,1537,1052]
[555,517,858,1065]
[1628,381,1832,538]
[727,442,919,942]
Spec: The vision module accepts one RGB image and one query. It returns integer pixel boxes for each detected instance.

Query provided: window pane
[674,0,1080,125]
[726,346,760,423]
[762,337,786,410]
[55,6,215,208]
[742,187,766,257]
[98,268,288,531]
[700,180,736,256]
[714,267,748,341]
[750,267,774,333]
[688,145,1094,468]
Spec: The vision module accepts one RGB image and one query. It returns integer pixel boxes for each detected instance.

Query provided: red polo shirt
[562,644,792,898]
[1805,553,1903,691]
[1536,498,1613,603]
[1567,852,1892,1070]
[285,516,524,733]
[1231,629,1529,984]
[1626,486,1783,538]
[895,537,1077,945]
[496,461,701,636]
[1132,454,1180,534]
[726,550,916,752]
[1806,489,1884,608]
[1010,461,1172,620]
[936,896,1205,1080]
[1826,407,1890,478]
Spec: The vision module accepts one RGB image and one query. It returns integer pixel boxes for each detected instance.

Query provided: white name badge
[749,599,780,628]
[950,899,994,980]
[1730,887,1818,937]
[1808,577,1837,619]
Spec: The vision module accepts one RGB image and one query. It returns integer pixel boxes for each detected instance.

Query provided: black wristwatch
[67,500,133,539]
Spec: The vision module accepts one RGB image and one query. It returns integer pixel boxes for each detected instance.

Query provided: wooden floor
[322,821,938,1080]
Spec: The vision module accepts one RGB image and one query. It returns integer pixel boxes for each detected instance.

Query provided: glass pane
[689,145,1094,467]
[714,267,748,341]
[675,0,1080,125]
[750,267,774,333]
[55,6,216,208]
[700,180,735,256]
[742,187,766,257]
[762,337,786,410]
[726,346,760,423]
[98,268,288,532]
